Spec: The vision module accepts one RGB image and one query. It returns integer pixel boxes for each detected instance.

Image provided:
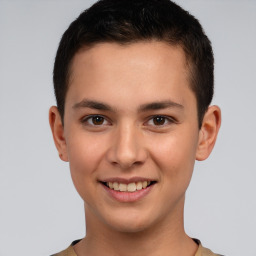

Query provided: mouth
[100,180,157,193]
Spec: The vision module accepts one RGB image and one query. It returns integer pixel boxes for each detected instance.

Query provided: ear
[49,106,69,162]
[196,105,221,161]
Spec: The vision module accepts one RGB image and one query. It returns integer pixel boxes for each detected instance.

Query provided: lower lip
[101,183,155,202]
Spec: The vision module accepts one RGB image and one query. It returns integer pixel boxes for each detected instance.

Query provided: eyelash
[81,115,176,128]
[146,115,176,127]
[82,115,111,126]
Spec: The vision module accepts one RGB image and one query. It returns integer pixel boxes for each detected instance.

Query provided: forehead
[66,41,195,111]
[70,41,188,81]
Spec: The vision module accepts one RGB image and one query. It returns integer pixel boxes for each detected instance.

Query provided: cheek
[150,129,199,182]
[68,139,99,172]
[66,132,108,198]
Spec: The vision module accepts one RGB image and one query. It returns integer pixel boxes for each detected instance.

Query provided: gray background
[0,1,255,255]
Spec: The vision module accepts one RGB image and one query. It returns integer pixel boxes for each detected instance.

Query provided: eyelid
[81,114,111,126]
[145,115,177,127]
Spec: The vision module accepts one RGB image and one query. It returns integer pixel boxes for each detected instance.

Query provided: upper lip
[100,176,157,184]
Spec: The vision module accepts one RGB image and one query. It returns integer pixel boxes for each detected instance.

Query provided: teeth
[136,182,143,190]
[113,182,119,191]
[127,183,136,192]
[109,182,114,189]
[142,181,148,188]
[106,181,153,192]
[119,183,127,192]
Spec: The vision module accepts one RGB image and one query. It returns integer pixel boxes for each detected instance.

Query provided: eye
[147,115,175,127]
[82,115,110,126]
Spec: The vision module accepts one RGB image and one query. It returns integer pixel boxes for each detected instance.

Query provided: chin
[102,210,157,233]
[109,220,150,233]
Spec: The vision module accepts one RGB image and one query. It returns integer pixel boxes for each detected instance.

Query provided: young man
[49,0,222,255]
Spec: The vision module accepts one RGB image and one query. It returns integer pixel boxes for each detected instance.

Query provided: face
[51,41,216,233]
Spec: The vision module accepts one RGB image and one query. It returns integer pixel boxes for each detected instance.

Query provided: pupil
[153,116,165,125]
[92,116,104,125]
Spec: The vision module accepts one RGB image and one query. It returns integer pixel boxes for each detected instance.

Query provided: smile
[103,181,155,192]
[100,178,157,202]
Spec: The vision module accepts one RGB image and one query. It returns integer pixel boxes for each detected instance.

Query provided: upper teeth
[107,181,151,192]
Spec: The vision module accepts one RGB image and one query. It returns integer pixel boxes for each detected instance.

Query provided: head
[53,0,214,128]
[50,0,221,234]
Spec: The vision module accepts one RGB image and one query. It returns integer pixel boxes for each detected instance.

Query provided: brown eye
[145,115,176,129]
[91,116,104,125]
[152,116,166,125]
[83,115,109,126]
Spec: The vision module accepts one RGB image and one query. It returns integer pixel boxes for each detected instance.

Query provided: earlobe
[49,106,69,162]
[196,105,221,161]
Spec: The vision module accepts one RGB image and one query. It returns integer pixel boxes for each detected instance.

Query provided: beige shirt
[51,239,222,256]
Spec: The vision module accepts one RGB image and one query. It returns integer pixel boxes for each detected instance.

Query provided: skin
[49,41,221,256]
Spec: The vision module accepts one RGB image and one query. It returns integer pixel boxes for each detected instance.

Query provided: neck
[74,198,197,256]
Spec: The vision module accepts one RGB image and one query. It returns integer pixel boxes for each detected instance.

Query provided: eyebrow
[72,99,184,112]
[73,99,113,111]
[138,101,184,112]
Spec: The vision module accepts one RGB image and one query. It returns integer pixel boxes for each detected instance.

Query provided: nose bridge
[108,120,146,169]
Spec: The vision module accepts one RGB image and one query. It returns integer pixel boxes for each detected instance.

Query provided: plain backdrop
[0,1,255,255]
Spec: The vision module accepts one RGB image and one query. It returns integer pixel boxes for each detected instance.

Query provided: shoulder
[50,240,81,256]
[201,246,224,256]
[50,246,76,256]
[195,239,224,256]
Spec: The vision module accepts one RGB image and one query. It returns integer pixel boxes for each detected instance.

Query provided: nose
[106,122,147,169]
